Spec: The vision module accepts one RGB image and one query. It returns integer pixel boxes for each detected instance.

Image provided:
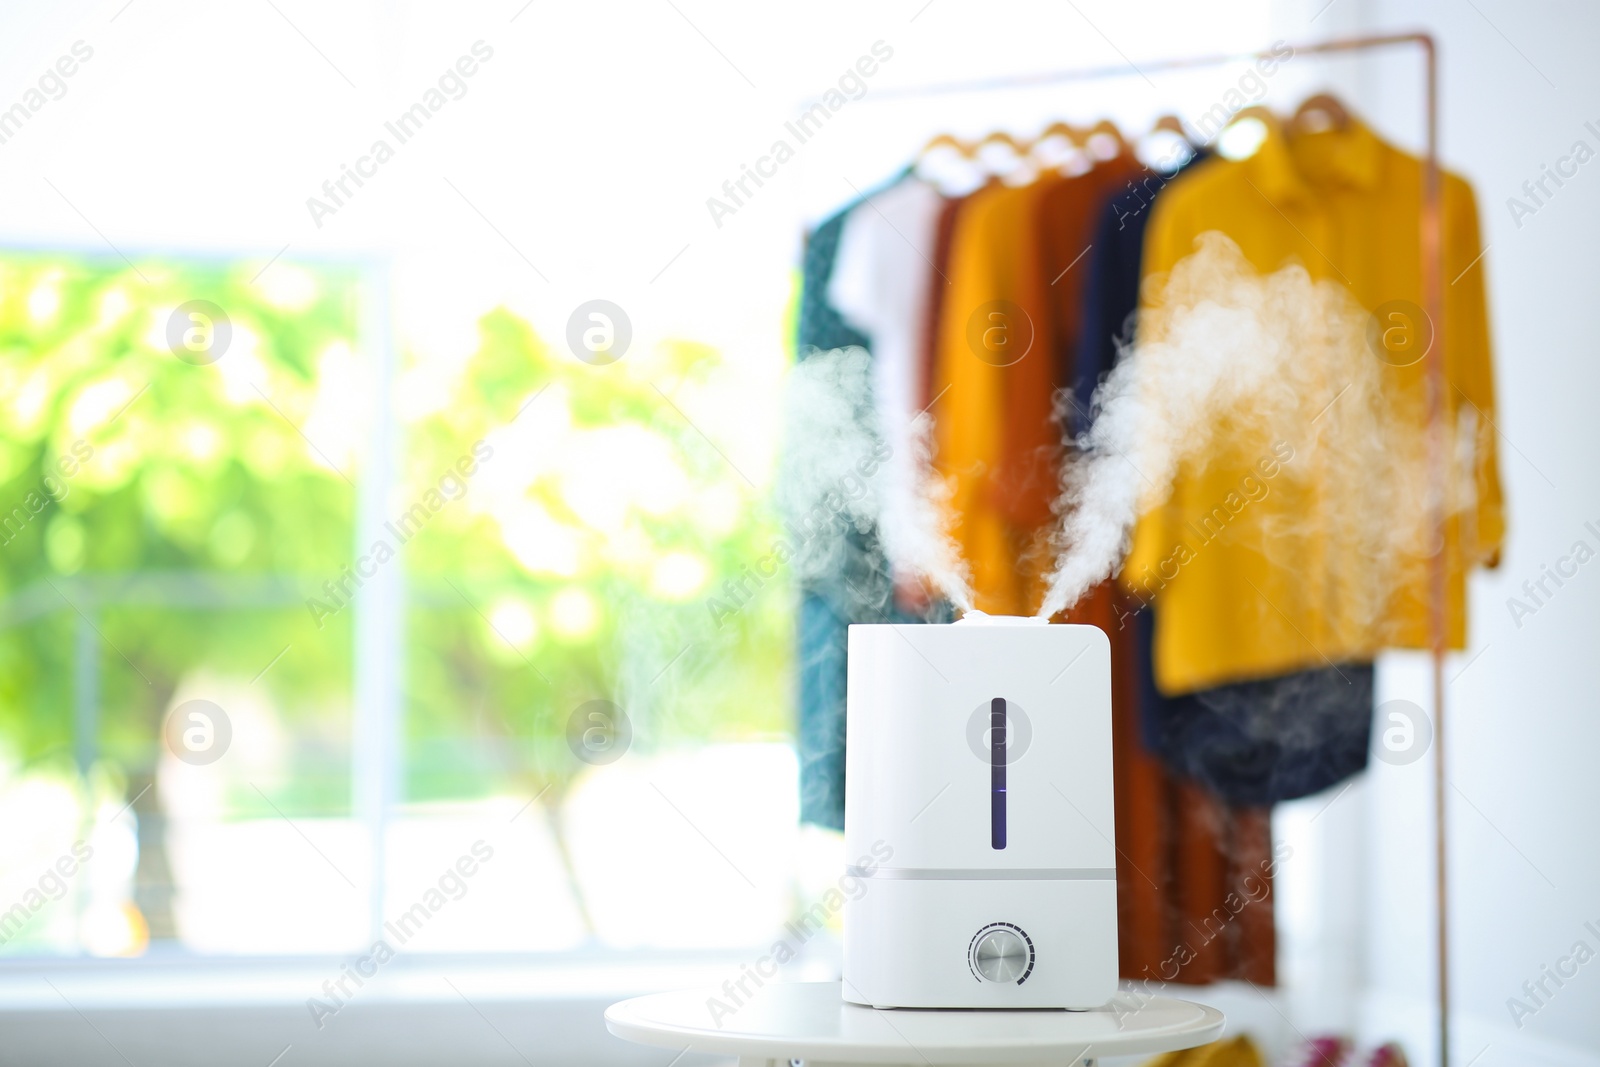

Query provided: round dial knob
[971,927,1030,983]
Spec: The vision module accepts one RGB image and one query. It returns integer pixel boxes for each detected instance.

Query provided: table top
[606,981,1225,1065]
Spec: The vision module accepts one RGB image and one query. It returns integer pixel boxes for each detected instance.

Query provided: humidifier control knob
[970,923,1033,984]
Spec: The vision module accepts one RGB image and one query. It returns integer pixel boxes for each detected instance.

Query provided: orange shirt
[933,157,1146,615]
[933,177,1059,615]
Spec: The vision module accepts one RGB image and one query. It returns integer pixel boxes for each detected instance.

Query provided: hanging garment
[798,542,939,832]
[798,204,872,356]
[1140,627,1375,807]
[1074,149,1211,431]
[1076,150,1207,757]
[1038,153,1145,412]
[794,176,942,831]
[831,178,944,434]
[1005,156,1145,586]
[1129,115,1505,695]
[919,192,966,412]
[1137,1035,1266,1067]
[930,157,1146,616]
[797,592,850,828]
[1068,580,1277,986]
[830,177,946,584]
[1202,1036,1266,1067]
[796,193,894,831]
[1055,157,1276,985]
[1076,150,1377,804]
[931,176,1062,614]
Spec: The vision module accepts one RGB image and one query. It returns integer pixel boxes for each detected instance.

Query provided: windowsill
[0,946,807,1010]
[0,946,1307,1067]
[0,949,768,1067]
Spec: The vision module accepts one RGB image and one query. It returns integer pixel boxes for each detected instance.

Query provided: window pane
[0,253,364,956]
[395,309,795,951]
[0,255,802,959]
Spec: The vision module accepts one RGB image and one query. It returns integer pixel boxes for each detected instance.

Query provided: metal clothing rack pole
[858,31,1451,1067]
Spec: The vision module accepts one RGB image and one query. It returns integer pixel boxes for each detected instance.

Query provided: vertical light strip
[353,260,399,944]
[990,697,1007,849]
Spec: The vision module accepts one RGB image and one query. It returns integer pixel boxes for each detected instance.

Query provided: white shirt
[828,177,945,575]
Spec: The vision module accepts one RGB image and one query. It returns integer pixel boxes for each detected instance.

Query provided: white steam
[778,347,972,610]
[880,408,973,611]
[1037,231,1439,622]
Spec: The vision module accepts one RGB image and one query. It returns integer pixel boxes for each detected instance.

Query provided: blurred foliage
[0,255,359,786]
[0,253,791,815]
[400,308,790,806]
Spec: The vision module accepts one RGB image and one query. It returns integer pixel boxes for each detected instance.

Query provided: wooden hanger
[1209,105,1277,158]
[1225,104,1278,129]
[1085,118,1128,160]
[1292,92,1352,133]
[919,131,973,159]
[1028,120,1093,175]
[1037,120,1089,147]
[1138,113,1197,169]
[975,130,1039,184]
[915,131,994,195]
[1149,114,1188,138]
[976,130,1027,155]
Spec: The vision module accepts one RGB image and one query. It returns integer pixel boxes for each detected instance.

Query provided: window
[0,252,794,959]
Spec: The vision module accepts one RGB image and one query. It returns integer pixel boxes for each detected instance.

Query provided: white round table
[606,980,1224,1067]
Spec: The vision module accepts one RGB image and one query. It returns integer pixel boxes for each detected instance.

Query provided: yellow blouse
[1126,116,1505,694]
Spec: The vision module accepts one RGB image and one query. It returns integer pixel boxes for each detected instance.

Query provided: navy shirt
[1076,149,1373,805]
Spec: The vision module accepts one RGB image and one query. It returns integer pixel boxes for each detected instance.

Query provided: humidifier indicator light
[990,697,1007,849]
[969,922,1035,984]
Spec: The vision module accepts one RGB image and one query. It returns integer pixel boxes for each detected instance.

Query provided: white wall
[1290,1,1600,1063]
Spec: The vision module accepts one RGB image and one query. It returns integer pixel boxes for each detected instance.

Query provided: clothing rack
[853,32,1454,1067]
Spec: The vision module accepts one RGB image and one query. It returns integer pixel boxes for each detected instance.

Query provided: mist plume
[779,346,972,611]
[1037,232,1446,625]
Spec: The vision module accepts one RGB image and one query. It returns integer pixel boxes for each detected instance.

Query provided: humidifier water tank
[841,615,1118,1010]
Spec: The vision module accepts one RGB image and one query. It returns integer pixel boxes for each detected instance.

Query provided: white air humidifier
[841,614,1118,1009]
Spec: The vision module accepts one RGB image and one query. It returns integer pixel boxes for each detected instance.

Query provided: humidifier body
[841,618,1118,1010]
